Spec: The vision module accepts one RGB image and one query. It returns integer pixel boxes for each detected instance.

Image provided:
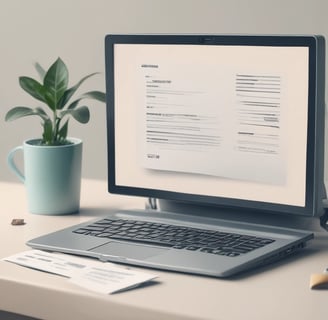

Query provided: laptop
[27,34,326,278]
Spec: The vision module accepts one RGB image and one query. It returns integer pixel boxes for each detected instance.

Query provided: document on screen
[137,62,286,185]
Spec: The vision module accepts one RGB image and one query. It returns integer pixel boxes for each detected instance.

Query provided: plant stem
[53,110,58,144]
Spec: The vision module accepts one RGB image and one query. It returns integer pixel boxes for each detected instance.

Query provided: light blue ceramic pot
[7,138,82,215]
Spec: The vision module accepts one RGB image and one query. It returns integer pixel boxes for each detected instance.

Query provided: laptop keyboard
[73,218,275,257]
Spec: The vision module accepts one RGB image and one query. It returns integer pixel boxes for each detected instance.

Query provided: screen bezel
[105,34,325,217]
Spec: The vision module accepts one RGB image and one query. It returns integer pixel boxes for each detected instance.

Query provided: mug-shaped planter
[7,138,82,215]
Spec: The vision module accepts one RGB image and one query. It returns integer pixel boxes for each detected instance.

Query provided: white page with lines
[137,62,286,184]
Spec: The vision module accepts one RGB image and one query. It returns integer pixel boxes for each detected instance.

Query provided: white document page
[138,62,286,184]
[3,250,157,294]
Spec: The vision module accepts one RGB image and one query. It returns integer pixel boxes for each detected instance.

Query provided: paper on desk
[69,265,157,294]
[3,250,89,277]
[3,250,157,294]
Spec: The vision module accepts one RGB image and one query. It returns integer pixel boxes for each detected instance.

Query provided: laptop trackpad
[90,241,168,260]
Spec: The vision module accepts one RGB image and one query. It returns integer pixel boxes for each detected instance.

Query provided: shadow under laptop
[227,246,318,280]
[109,248,317,281]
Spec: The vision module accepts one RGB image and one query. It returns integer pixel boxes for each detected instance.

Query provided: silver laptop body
[27,209,313,277]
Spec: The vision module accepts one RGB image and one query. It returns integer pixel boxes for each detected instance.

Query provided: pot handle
[7,146,25,183]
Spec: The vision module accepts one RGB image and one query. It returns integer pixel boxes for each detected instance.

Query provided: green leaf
[5,106,35,121]
[34,62,46,80]
[61,106,90,123]
[43,91,56,111]
[34,107,50,121]
[73,106,90,123]
[19,77,46,103]
[81,90,106,102]
[43,57,69,110]
[66,99,80,110]
[58,72,100,109]
[5,106,50,123]
[65,91,106,110]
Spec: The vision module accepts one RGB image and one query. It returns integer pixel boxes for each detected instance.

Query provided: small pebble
[11,219,26,226]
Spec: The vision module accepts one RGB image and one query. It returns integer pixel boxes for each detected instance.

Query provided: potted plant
[5,57,106,214]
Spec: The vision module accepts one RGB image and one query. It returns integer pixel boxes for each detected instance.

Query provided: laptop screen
[105,34,325,217]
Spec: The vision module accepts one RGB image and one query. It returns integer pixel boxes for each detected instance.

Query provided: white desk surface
[0,179,327,320]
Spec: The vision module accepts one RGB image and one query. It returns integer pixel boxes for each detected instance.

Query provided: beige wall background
[1,0,328,184]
